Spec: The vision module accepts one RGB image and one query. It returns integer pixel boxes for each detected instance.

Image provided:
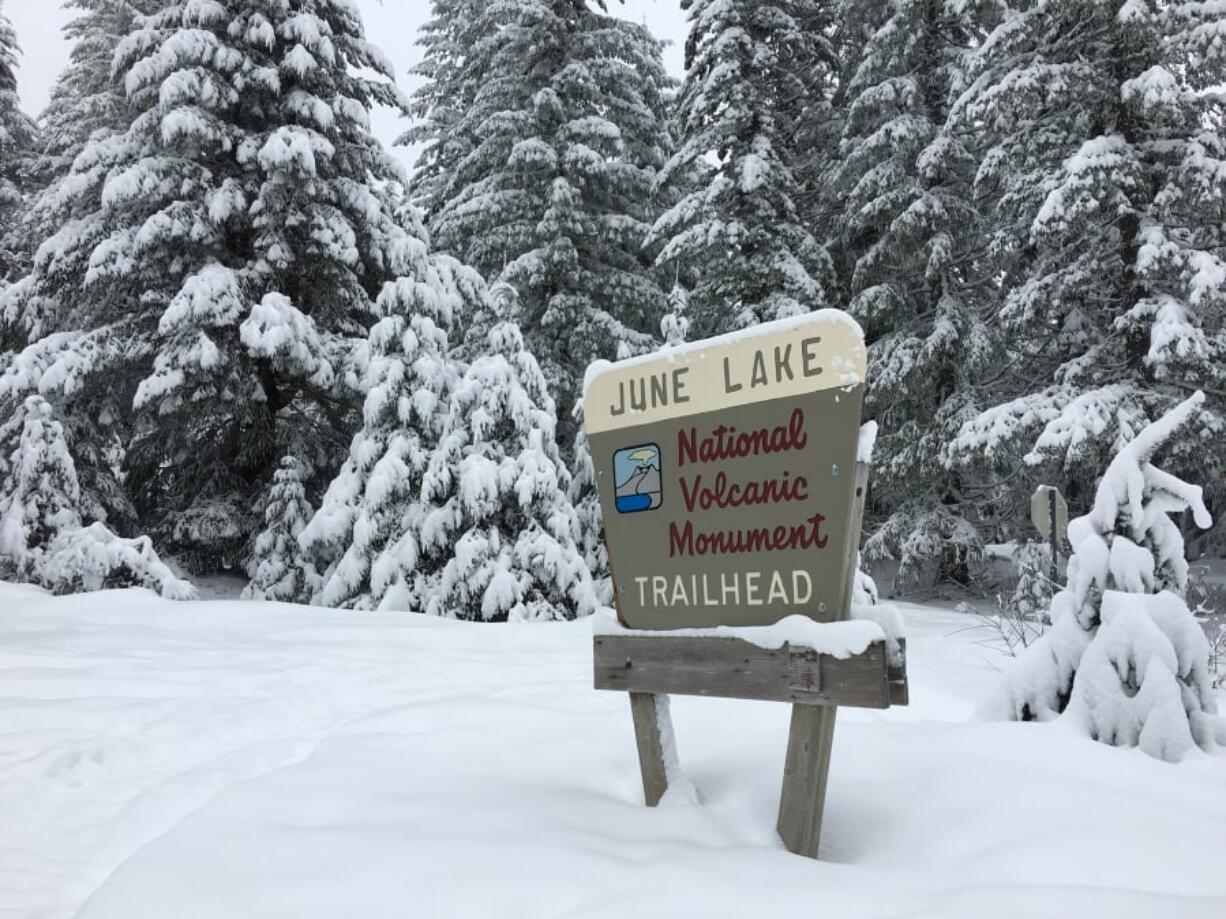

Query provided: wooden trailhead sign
[584,312,909,861]
[584,312,867,629]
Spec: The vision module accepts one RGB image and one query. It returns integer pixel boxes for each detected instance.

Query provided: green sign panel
[584,312,868,629]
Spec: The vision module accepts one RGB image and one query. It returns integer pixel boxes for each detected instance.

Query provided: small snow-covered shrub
[38,523,196,600]
[0,395,194,599]
[985,393,1222,761]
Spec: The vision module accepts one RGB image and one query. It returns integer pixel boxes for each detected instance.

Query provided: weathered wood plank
[778,461,870,858]
[597,635,785,701]
[776,703,837,858]
[594,635,892,708]
[628,692,669,806]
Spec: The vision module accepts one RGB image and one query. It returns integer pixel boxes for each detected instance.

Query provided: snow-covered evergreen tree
[987,393,1222,762]
[5,1,154,315]
[26,0,152,189]
[243,455,318,603]
[832,0,994,587]
[0,0,34,283]
[419,284,597,621]
[568,393,610,607]
[401,0,488,217]
[417,0,675,411]
[0,395,192,598]
[948,0,1226,542]
[300,224,482,611]
[1,0,422,573]
[649,0,837,336]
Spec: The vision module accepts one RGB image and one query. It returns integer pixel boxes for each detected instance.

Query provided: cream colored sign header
[584,311,867,435]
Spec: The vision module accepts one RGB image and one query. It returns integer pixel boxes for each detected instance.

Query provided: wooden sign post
[584,312,908,859]
[1030,484,1069,586]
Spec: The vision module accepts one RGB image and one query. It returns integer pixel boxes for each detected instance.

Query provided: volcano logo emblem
[613,444,663,513]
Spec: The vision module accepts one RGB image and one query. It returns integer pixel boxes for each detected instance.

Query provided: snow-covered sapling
[987,392,1222,761]
[243,456,319,604]
[0,395,83,574]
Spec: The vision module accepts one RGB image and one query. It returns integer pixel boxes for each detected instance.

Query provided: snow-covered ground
[1,583,1223,919]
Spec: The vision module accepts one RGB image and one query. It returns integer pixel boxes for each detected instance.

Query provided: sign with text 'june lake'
[584,312,868,629]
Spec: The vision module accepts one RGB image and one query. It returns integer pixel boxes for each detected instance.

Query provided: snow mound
[593,608,887,657]
[0,590,1222,919]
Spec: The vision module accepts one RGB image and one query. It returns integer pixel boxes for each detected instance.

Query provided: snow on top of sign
[829,354,865,386]
[858,420,878,465]
[592,608,886,656]
[851,600,906,666]
[582,359,612,398]
[584,309,866,387]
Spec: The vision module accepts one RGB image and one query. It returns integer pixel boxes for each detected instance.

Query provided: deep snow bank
[1,584,1223,919]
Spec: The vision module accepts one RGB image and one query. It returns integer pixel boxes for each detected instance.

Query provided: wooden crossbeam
[594,634,898,709]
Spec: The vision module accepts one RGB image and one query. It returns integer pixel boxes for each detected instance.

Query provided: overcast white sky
[5,0,688,169]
